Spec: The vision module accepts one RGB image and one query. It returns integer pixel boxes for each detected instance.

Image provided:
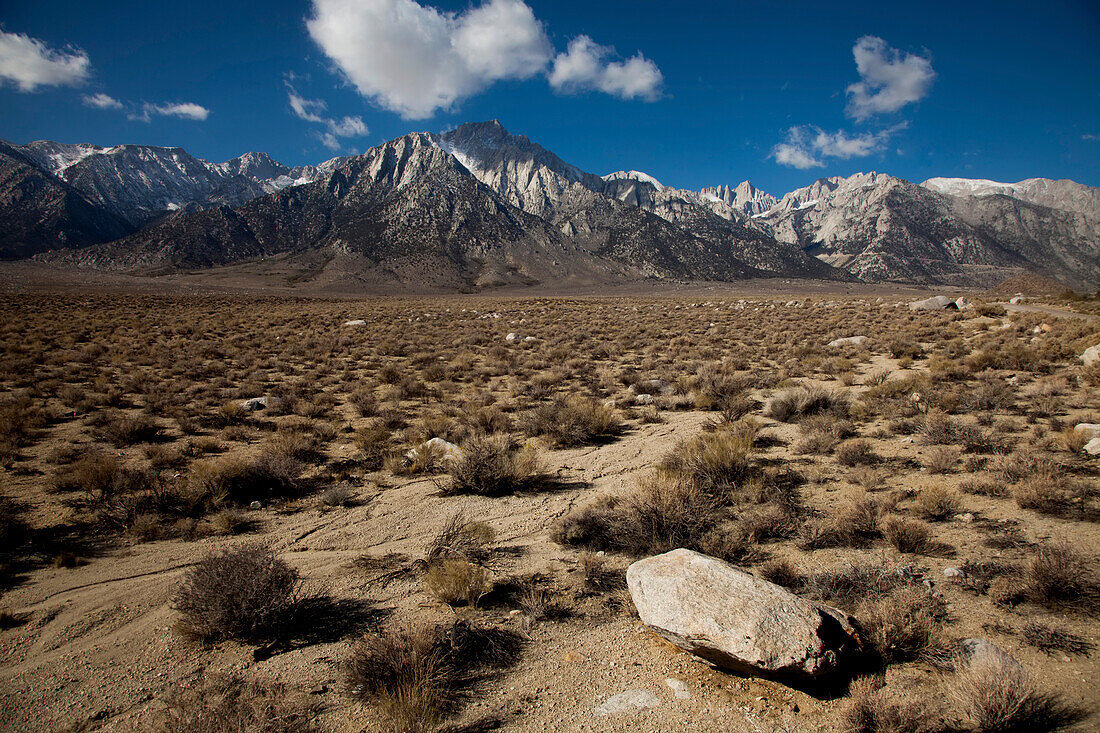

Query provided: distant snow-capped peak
[602,170,664,189]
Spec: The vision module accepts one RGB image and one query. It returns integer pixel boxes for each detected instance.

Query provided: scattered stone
[249,501,262,510]
[1009,296,1024,304]
[635,393,655,405]
[240,396,267,411]
[1081,344,1100,367]
[505,333,518,342]
[1085,438,1100,456]
[594,689,660,716]
[943,567,965,579]
[524,336,537,342]
[405,437,463,463]
[955,297,972,310]
[954,638,1021,669]
[631,379,674,396]
[956,513,975,523]
[343,319,366,326]
[665,678,691,700]
[909,295,957,311]
[627,549,862,679]
[827,336,868,348]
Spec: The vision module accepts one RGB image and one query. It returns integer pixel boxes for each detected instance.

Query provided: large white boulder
[828,336,868,348]
[1085,438,1100,456]
[909,295,956,311]
[627,549,862,679]
[1081,344,1100,367]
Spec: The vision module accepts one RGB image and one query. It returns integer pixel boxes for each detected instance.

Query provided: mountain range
[1,121,1097,291]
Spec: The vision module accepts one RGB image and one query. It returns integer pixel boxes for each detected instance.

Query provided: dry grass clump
[836,439,880,467]
[426,513,495,564]
[915,485,962,521]
[93,409,161,446]
[796,415,853,454]
[157,674,320,733]
[520,396,621,447]
[173,545,299,642]
[799,490,881,549]
[837,675,941,733]
[553,473,751,560]
[949,647,1083,733]
[764,383,849,423]
[444,434,543,496]
[658,425,753,495]
[1022,541,1097,609]
[1021,621,1094,656]
[857,585,944,663]
[1013,473,1097,520]
[882,516,933,554]
[345,621,522,732]
[188,450,302,507]
[923,446,960,474]
[424,559,491,606]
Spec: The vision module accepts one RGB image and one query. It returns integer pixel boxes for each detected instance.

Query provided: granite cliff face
[5,122,1099,290]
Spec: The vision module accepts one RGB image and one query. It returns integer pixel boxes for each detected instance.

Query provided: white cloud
[285,80,368,151]
[549,36,663,101]
[1083,133,1100,142]
[307,0,661,117]
[846,36,935,121]
[82,92,122,110]
[772,124,905,169]
[307,0,551,119]
[0,30,90,92]
[128,101,211,122]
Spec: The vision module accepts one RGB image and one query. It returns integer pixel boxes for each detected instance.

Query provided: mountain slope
[0,144,132,259]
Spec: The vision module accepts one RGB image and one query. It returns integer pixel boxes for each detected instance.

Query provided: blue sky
[1,0,1098,195]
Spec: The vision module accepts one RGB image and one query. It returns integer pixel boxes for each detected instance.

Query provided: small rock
[955,297,972,310]
[635,393,655,405]
[343,319,366,326]
[943,567,965,579]
[594,689,660,716]
[665,678,690,700]
[240,396,267,411]
[249,501,262,510]
[1075,423,1100,440]
[956,513,975,523]
[954,639,1021,669]
[505,333,518,342]
[1009,296,1024,305]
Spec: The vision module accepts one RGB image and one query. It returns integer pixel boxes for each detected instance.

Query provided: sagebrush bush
[658,425,753,495]
[424,559,491,606]
[520,396,621,447]
[159,674,319,733]
[173,545,299,642]
[188,450,302,507]
[444,434,542,496]
[950,647,1081,733]
[882,516,931,554]
[765,384,849,422]
[837,675,939,733]
[1024,540,1096,608]
[915,485,962,521]
[857,586,944,663]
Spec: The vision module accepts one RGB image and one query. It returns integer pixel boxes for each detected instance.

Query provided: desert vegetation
[0,289,1097,732]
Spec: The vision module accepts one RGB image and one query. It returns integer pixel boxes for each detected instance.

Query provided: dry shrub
[157,674,319,733]
[915,485,962,521]
[348,386,377,417]
[800,491,880,549]
[882,516,932,554]
[96,410,161,446]
[424,559,491,606]
[427,513,495,564]
[1021,621,1094,656]
[658,425,753,495]
[188,450,302,507]
[1023,541,1096,609]
[757,558,805,589]
[796,415,852,454]
[520,396,621,447]
[553,473,733,558]
[444,434,542,496]
[346,621,522,733]
[949,647,1082,733]
[802,561,916,610]
[353,423,391,471]
[173,545,299,642]
[836,439,880,467]
[1013,474,1096,519]
[346,625,449,733]
[837,675,941,733]
[856,586,944,663]
[923,446,960,474]
[765,384,849,422]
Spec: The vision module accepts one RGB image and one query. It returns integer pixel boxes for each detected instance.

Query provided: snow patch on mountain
[602,170,664,189]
